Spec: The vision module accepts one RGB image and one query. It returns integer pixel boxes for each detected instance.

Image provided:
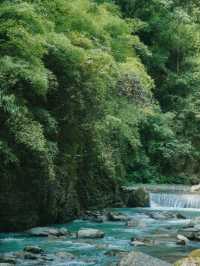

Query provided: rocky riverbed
[1,207,200,265]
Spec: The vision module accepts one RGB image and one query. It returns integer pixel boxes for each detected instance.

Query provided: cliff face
[0,120,123,232]
[0,172,122,232]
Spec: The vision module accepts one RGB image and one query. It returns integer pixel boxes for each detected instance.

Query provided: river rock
[23,252,39,260]
[96,244,108,249]
[118,251,171,266]
[82,210,106,223]
[58,228,69,235]
[0,250,55,265]
[194,224,200,231]
[174,257,200,266]
[191,184,200,192]
[176,234,189,245]
[41,255,54,262]
[181,232,196,241]
[174,249,200,265]
[192,233,200,241]
[56,252,75,260]
[127,218,146,228]
[127,188,150,207]
[189,217,200,227]
[149,211,185,220]
[190,249,200,257]
[176,213,186,219]
[47,235,59,240]
[77,228,105,239]
[149,212,168,220]
[130,237,155,246]
[27,227,69,237]
[130,240,148,246]
[23,246,44,254]
[0,254,17,264]
[105,249,128,257]
[107,211,128,222]
[178,227,200,241]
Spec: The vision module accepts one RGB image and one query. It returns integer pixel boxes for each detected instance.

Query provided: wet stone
[107,211,129,222]
[105,249,128,257]
[23,252,39,260]
[0,254,17,265]
[27,227,69,237]
[176,234,189,245]
[23,246,44,254]
[119,251,171,266]
[56,252,75,260]
[77,228,105,239]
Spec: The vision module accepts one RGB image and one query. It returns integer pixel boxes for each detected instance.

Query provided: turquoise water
[1,207,200,265]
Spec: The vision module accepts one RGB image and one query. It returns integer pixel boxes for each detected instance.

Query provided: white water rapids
[150,192,200,209]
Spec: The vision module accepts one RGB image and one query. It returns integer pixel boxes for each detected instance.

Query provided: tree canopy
[1,0,200,231]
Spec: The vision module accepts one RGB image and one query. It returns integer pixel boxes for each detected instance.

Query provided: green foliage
[0,0,155,230]
[111,0,200,184]
[1,0,200,231]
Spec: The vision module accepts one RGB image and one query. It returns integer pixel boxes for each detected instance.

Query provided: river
[1,188,200,265]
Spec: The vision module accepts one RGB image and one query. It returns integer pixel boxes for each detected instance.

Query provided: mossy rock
[127,188,150,207]
[189,249,200,257]
[174,249,200,265]
[174,257,200,266]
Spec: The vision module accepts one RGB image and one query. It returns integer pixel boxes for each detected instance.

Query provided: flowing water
[150,192,200,208]
[1,188,200,265]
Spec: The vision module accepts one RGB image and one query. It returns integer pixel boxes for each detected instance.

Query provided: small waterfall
[150,192,200,209]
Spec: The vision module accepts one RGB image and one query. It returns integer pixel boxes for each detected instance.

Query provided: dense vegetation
[1,0,200,231]
[113,0,200,184]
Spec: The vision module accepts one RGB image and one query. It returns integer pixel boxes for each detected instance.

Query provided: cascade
[150,192,200,209]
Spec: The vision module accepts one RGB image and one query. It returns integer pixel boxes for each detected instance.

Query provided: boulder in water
[179,223,200,241]
[105,249,128,257]
[176,234,189,245]
[118,251,171,266]
[127,219,146,228]
[82,210,106,223]
[189,217,200,227]
[127,188,150,207]
[27,227,69,237]
[23,246,44,254]
[77,228,105,239]
[149,211,186,220]
[56,252,75,260]
[130,237,155,246]
[107,211,128,222]
[178,230,197,241]
[149,212,168,220]
[191,184,200,192]
[0,253,17,264]
[130,240,149,247]
[58,228,69,236]
[23,252,39,260]
[0,249,55,265]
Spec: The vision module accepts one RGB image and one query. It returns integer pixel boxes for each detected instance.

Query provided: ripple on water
[2,207,200,265]
[0,237,25,242]
[52,261,95,266]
